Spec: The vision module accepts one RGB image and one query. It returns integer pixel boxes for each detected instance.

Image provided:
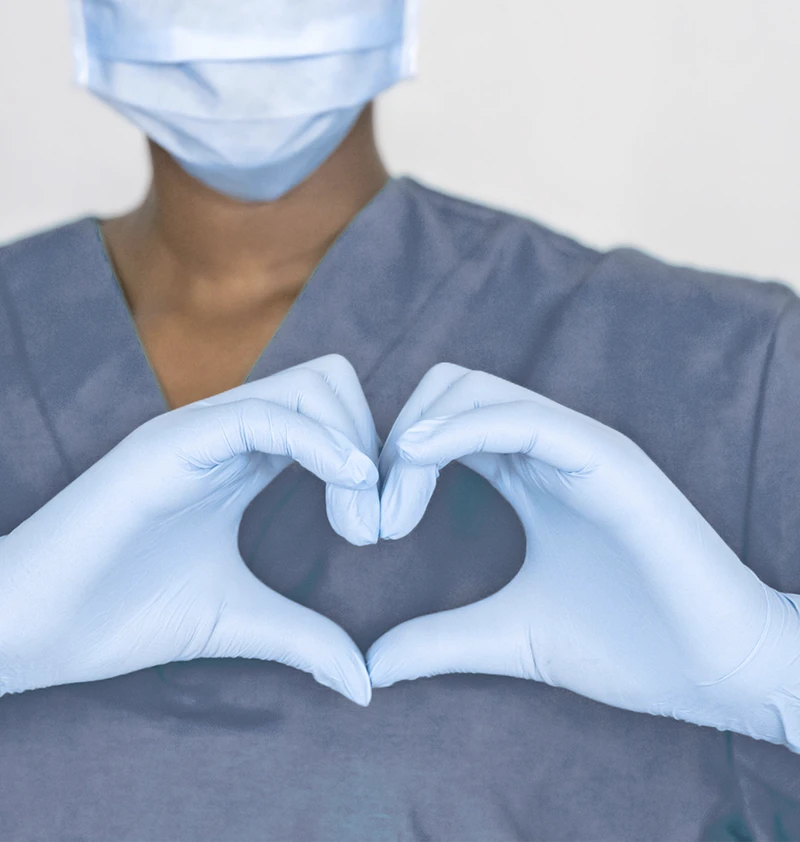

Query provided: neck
[100,102,390,316]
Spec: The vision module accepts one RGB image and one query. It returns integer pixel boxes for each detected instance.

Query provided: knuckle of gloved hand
[463,369,494,394]
[582,418,637,463]
[228,399,258,452]
[128,411,174,445]
[425,361,469,384]
[608,429,651,477]
[189,602,235,661]
[120,416,186,475]
[521,626,546,683]
[287,368,327,399]
[315,353,356,383]
[262,409,295,456]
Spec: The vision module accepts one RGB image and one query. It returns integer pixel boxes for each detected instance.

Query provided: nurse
[0,2,799,841]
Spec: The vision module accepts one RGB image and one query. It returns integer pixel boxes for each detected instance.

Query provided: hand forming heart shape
[363,362,800,749]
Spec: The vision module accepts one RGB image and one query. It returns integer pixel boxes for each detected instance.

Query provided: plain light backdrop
[1,0,798,291]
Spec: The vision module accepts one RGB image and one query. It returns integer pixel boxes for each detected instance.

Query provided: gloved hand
[368,363,800,750]
[0,355,379,706]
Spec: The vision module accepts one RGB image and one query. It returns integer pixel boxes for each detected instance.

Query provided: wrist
[700,587,800,753]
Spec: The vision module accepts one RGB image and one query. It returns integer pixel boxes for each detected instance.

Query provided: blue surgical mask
[69,0,420,202]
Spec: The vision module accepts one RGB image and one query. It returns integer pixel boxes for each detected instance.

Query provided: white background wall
[1,0,798,291]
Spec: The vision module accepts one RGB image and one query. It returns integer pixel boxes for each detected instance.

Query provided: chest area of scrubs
[0,196,745,841]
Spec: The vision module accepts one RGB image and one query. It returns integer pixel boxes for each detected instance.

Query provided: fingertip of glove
[348,528,380,547]
[394,439,423,463]
[351,683,372,707]
[378,524,410,542]
[324,676,371,707]
[331,518,379,547]
[341,450,379,488]
[366,658,395,690]
[395,418,450,461]
[326,486,380,546]
[378,506,411,541]
[344,655,372,707]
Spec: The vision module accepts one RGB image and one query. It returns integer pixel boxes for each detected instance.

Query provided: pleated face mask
[69,0,420,202]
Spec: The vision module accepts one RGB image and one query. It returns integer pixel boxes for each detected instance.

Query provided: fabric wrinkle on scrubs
[0,175,799,841]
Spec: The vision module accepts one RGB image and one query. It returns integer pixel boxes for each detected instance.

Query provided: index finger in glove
[378,364,542,478]
[281,356,381,546]
[380,369,626,539]
[189,354,375,460]
[378,364,521,540]
[164,397,378,489]
[286,355,380,463]
[174,357,381,545]
[378,363,470,480]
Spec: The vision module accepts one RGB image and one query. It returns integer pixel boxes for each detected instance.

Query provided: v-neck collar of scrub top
[33,175,431,480]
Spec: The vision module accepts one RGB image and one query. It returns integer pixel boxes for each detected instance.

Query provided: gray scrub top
[0,175,799,842]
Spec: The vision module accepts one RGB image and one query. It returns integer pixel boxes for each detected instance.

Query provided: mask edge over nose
[75,0,412,63]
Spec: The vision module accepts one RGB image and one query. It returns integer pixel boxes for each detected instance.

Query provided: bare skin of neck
[99,102,390,410]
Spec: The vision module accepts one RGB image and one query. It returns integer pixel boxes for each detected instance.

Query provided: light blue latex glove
[369,364,800,751]
[0,355,379,706]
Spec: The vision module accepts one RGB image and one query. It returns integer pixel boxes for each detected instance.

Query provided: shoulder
[593,243,797,332]
[0,218,101,292]
[398,175,798,334]
[396,175,602,281]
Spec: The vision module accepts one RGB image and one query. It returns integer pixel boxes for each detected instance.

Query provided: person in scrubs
[1,2,799,840]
